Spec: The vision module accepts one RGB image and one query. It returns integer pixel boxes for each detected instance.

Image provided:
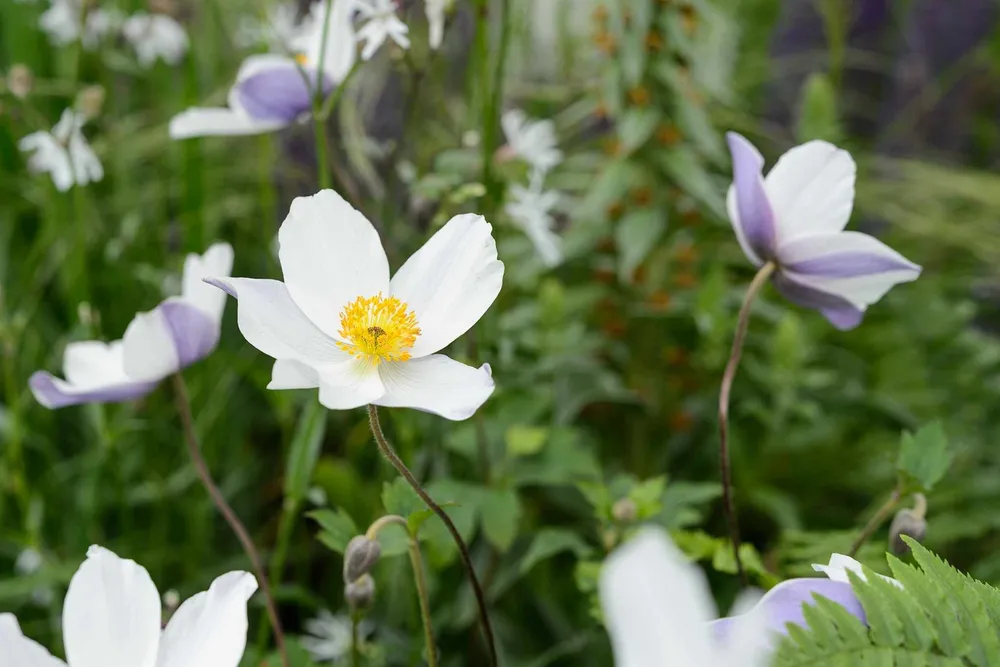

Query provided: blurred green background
[3,0,1000,665]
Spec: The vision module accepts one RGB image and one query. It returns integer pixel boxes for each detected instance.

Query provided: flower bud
[889,494,928,555]
[7,64,33,100]
[343,535,381,583]
[345,574,375,612]
[612,498,637,523]
[78,85,106,120]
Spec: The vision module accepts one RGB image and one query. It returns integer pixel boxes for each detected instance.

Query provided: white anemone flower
[0,546,257,667]
[206,189,503,421]
[39,0,119,49]
[30,243,234,408]
[505,176,562,267]
[122,12,190,67]
[19,109,103,192]
[425,0,448,50]
[355,0,410,61]
[501,109,563,177]
[300,610,371,662]
[170,0,355,139]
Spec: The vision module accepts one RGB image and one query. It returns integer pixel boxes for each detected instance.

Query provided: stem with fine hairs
[717,261,775,585]
[171,373,289,667]
[366,405,498,667]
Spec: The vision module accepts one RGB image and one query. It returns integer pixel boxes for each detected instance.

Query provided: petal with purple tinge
[233,63,327,124]
[122,299,219,382]
[726,133,776,265]
[777,231,921,310]
[773,272,864,331]
[709,578,865,643]
[29,372,158,409]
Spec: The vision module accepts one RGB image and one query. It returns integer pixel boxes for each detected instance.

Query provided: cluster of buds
[343,535,381,612]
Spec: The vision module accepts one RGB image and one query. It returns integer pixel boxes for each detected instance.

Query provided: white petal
[268,358,321,390]
[718,591,776,667]
[317,361,385,410]
[301,0,357,83]
[63,546,161,667]
[374,355,494,420]
[0,613,67,667]
[157,571,258,667]
[389,214,503,357]
[168,108,286,139]
[278,190,390,340]
[777,231,921,309]
[63,340,131,386]
[122,307,181,382]
[598,528,716,667]
[764,140,856,242]
[204,278,348,368]
[182,243,235,322]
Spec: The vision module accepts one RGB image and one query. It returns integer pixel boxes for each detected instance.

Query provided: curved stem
[717,261,775,585]
[849,486,902,557]
[171,374,289,667]
[366,405,498,667]
[407,536,438,667]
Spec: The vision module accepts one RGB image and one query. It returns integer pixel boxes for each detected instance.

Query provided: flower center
[336,294,420,365]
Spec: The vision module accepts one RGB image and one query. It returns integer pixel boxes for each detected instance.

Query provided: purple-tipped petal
[160,300,220,369]
[234,65,330,123]
[710,579,865,642]
[785,251,918,278]
[726,132,777,261]
[29,371,158,409]
[773,272,865,330]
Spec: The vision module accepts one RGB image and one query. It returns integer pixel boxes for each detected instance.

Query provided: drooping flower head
[355,0,410,60]
[169,0,355,139]
[206,189,503,421]
[19,109,104,192]
[500,110,563,178]
[0,546,257,667]
[600,528,873,666]
[726,132,921,330]
[122,12,190,67]
[30,243,234,408]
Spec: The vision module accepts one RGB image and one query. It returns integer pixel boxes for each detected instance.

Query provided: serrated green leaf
[382,478,424,519]
[897,421,952,491]
[309,508,358,554]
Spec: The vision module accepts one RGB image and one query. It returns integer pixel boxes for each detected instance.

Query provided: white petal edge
[63,340,132,386]
[718,591,775,667]
[63,546,162,667]
[269,358,321,390]
[812,553,902,588]
[0,613,67,667]
[182,242,235,322]
[389,213,503,358]
[168,108,287,140]
[764,140,856,242]
[278,189,390,341]
[121,307,181,382]
[374,355,495,421]
[156,571,258,667]
[598,528,717,667]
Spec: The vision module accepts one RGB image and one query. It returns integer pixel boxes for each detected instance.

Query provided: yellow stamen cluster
[336,294,421,365]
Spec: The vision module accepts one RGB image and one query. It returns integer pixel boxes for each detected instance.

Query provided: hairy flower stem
[366,405,498,667]
[849,486,902,557]
[718,261,776,585]
[171,373,289,667]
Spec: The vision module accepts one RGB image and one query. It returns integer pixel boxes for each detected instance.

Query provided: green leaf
[480,489,522,550]
[897,421,953,491]
[283,402,327,504]
[381,478,424,519]
[519,529,594,575]
[795,72,842,143]
[505,425,549,458]
[421,480,482,566]
[627,476,666,520]
[617,108,661,153]
[308,508,357,554]
[615,208,666,281]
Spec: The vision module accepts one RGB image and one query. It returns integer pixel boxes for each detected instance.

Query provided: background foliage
[3,0,1000,665]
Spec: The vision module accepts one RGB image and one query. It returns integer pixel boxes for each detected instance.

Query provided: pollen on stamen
[336,294,421,365]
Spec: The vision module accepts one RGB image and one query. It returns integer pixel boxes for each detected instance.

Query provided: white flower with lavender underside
[355,0,410,60]
[205,189,503,421]
[600,528,872,667]
[122,12,190,67]
[500,109,563,178]
[505,176,563,267]
[39,0,120,49]
[29,243,233,408]
[169,0,356,139]
[726,132,921,330]
[0,546,257,667]
[19,109,103,192]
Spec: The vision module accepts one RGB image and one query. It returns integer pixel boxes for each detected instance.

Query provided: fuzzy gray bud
[612,498,638,523]
[889,508,927,555]
[343,535,381,583]
[345,574,375,611]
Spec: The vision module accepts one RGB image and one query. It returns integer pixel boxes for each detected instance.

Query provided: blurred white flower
[162,588,181,609]
[505,176,562,267]
[30,243,234,408]
[425,0,448,50]
[235,2,302,51]
[207,189,503,421]
[307,486,328,506]
[355,0,409,60]
[301,610,354,662]
[39,0,120,49]
[122,12,190,67]
[600,528,774,667]
[19,109,104,192]
[500,109,562,177]
[14,548,43,575]
[0,546,257,667]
